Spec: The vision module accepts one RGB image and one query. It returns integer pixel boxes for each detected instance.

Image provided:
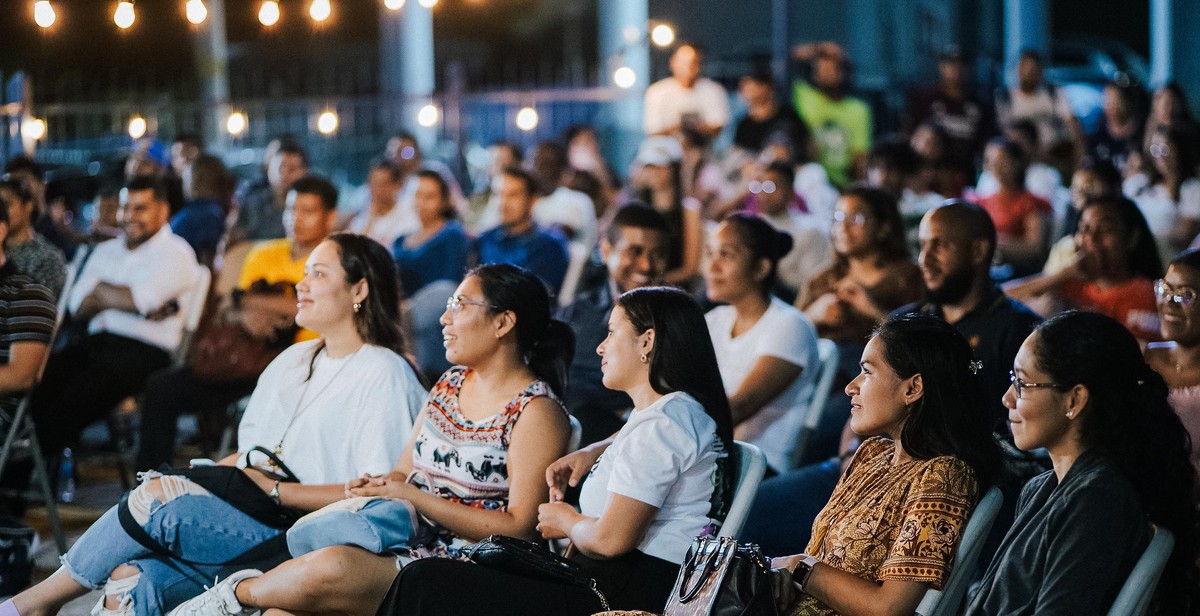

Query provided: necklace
[270,344,362,471]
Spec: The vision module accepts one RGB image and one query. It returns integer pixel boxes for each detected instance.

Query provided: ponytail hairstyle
[722,212,794,297]
[470,263,575,397]
[1033,311,1198,613]
[874,314,1002,487]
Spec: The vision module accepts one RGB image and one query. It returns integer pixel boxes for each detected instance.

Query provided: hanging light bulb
[613,66,637,89]
[384,0,405,9]
[226,111,248,137]
[416,104,440,128]
[127,115,147,140]
[309,0,331,22]
[23,118,46,141]
[417,0,438,8]
[258,0,280,26]
[114,1,136,29]
[33,1,56,28]
[516,107,539,132]
[650,24,675,48]
[316,111,338,135]
[185,0,208,25]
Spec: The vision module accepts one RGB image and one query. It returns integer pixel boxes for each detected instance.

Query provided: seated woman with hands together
[377,286,735,616]
[771,314,1000,616]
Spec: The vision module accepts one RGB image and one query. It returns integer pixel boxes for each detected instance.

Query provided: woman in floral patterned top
[170,264,576,616]
[772,314,1001,616]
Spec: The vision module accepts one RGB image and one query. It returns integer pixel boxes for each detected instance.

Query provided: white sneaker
[167,569,263,616]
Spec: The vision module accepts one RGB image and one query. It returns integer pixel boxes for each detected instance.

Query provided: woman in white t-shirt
[705,213,820,472]
[1123,124,1200,261]
[6,234,426,616]
[376,286,735,615]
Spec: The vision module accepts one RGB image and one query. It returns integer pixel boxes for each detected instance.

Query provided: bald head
[925,201,997,264]
[918,201,996,305]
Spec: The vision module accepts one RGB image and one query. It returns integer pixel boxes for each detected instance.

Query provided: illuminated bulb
[316,111,338,135]
[23,118,46,141]
[185,0,208,25]
[384,0,405,9]
[114,1,136,29]
[33,1,56,28]
[128,116,147,140]
[613,66,636,89]
[258,0,280,26]
[416,104,440,128]
[417,0,438,7]
[309,0,331,22]
[515,107,539,132]
[226,111,248,136]
[650,24,675,48]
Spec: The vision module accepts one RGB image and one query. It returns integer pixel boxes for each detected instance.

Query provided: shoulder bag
[465,534,610,611]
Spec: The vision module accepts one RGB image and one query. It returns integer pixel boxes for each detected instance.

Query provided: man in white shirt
[643,43,731,139]
[31,175,199,456]
[529,141,597,252]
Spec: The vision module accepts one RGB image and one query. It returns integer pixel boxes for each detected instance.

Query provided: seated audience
[5,234,426,616]
[865,138,943,242]
[966,311,1198,615]
[347,159,407,249]
[975,121,1064,207]
[903,48,994,191]
[704,213,819,472]
[744,162,832,300]
[232,143,308,243]
[1123,123,1200,261]
[734,71,812,156]
[530,141,597,252]
[170,153,229,265]
[557,204,669,446]
[1042,157,1122,274]
[909,122,969,202]
[791,41,872,188]
[770,314,1001,615]
[135,175,340,471]
[474,168,570,294]
[0,194,55,428]
[466,141,521,234]
[1141,83,1198,170]
[1088,81,1143,171]
[993,49,1084,163]
[978,138,1052,276]
[1145,248,1200,493]
[0,174,66,299]
[3,156,77,260]
[378,286,734,615]
[627,137,703,286]
[1006,196,1162,343]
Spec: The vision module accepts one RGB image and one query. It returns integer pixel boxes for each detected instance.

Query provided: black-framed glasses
[1154,279,1197,306]
[1009,370,1065,399]
[445,295,496,314]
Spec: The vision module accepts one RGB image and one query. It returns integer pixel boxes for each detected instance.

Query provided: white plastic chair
[566,415,582,453]
[556,242,591,307]
[915,485,1004,616]
[171,264,213,365]
[790,339,840,468]
[1105,526,1176,616]
[718,441,767,540]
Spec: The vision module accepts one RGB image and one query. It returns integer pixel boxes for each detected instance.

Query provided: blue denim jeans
[61,492,282,615]
[286,497,423,557]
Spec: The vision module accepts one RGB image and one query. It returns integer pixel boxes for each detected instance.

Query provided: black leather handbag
[662,536,778,616]
[465,535,610,610]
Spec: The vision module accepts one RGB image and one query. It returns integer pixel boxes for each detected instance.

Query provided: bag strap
[116,491,288,567]
[243,445,301,483]
[677,538,725,603]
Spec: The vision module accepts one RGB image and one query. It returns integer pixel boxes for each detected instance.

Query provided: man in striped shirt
[0,196,56,430]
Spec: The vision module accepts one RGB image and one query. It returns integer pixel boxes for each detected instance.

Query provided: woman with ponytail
[169,264,575,616]
[967,311,1198,615]
[703,212,820,472]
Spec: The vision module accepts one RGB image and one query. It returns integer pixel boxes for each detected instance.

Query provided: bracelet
[269,480,281,505]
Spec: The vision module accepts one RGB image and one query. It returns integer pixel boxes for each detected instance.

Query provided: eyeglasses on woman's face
[1009,370,1065,399]
[833,210,868,227]
[1154,279,1197,306]
[445,294,496,314]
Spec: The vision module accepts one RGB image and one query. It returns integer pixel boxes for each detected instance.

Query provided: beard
[925,265,976,305]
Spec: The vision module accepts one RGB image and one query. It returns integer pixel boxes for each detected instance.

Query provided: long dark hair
[834,185,910,267]
[1033,311,1198,613]
[874,314,1001,486]
[616,286,735,519]
[1079,197,1163,280]
[636,162,686,270]
[470,263,575,397]
[722,213,793,297]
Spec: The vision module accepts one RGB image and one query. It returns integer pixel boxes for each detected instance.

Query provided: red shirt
[979,190,1052,238]
[1061,277,1162,342]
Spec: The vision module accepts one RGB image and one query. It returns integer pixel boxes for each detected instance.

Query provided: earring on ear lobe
[640,353,648,363]
[353,302,361,313]
[1066,411,1074,419]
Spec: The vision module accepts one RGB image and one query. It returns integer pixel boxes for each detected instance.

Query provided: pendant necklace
[270,345,361,472]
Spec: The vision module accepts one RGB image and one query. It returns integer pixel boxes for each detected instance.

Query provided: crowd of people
[0,37,1194,616]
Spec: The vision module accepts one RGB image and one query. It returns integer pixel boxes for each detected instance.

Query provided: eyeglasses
[1149,143,1171,159]
[1154,279,1197,306]
[833,211,867,227]
[1009,370,1065,399]
[748,180,777,194]
[445,295,496,314]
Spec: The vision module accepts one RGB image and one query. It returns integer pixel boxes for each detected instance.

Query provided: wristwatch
[792,555,819,592]
[269,480,281,505]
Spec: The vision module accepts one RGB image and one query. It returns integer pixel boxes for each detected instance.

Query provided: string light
[33,1,56,29]
[316,110,338,135]
[185,0,208,25]
[309,0,331,22]
[128,115,147,139]
[23,118,46,141]
[226,111,247,136]
[258,0,280,26]
[384,0,405,9]
[650,24,675,48]
[613,66,636,89]
[417,0,438,8]
[114,1,135,29]
[516,106,539,132]
[416,103,440,127]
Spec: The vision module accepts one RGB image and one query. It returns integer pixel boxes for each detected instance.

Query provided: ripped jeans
[60,474,282,615]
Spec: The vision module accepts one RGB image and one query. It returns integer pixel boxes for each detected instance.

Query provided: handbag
[662,536,777,616]
[116,446,303,568]
[188,281,297,384]
[466,535,610,611]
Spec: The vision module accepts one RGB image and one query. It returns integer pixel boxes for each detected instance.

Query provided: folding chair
[718,441,767,540]
[790,339,840,469]
[1105,525,1175,616]
[914,486,1004,616]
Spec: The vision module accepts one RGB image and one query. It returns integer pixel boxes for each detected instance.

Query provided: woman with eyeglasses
[168,264,575,616]
[966,311,1198,615]
[1123,124,1200,261]
[1146,248,1200,493]
[797,185,920,346]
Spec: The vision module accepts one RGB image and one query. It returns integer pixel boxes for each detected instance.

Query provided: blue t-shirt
[391,220,471,297]
[170,198,225,260]
[473,224,569,293]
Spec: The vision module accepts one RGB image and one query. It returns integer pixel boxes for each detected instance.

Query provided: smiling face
[439,275,502,366]
[604,226,668,294]
[845,336,914,438]
[1073,203,1130,278]
[1004,333,1076,452]
[597,304,652,393]
[1158,264,1200,344]
[295,240,364,335]
[120,187,169,249]
[703,222,766,304]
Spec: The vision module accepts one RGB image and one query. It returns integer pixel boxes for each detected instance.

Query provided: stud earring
[1066,411,1074,419]
[639,353,648,363]
[353,302,361,313]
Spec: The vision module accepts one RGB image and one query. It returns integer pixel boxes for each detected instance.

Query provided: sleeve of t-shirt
[878,456,978,589]
[702,81,731,128]
[344,356,424,476]
[7,283,55,345]
[755,307,816,369]
[606,412,700,508]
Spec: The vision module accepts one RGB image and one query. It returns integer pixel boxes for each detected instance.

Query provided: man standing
[473,168,569,294]
[643,43,731,139]
[792,42,872,188]
[556,204,668,445]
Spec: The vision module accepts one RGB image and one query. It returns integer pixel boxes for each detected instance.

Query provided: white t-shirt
[237,340,427,485]
[1124,174,1200,263]
[643,77,731,135]
[577,391,724,564]
[533,186,597,251]
[347,204,410,250]
[706,298,819,472]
